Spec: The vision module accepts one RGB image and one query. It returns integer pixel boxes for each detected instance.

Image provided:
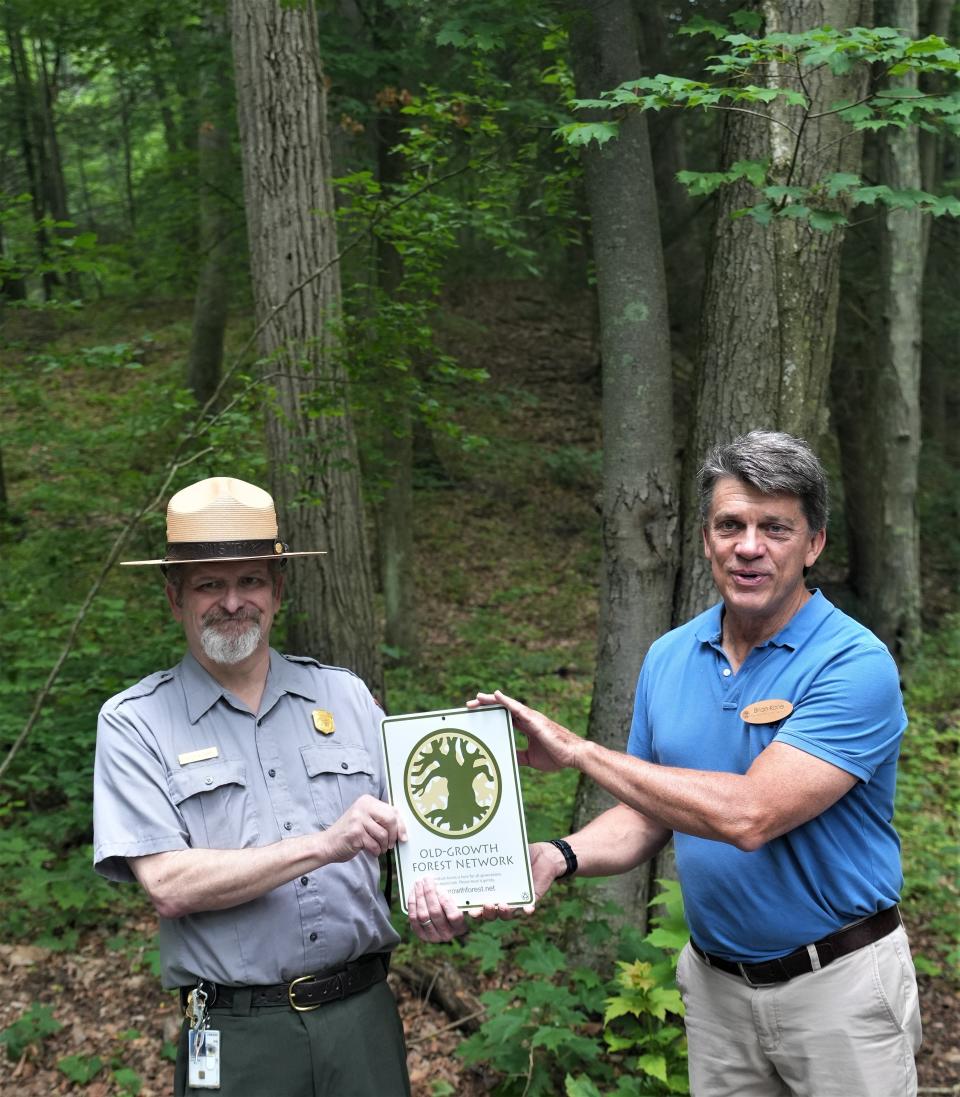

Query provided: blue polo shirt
[627,590,905,962]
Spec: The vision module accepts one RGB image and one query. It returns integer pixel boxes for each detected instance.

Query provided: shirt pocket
[300,744,377,826]
[169,760,260,849]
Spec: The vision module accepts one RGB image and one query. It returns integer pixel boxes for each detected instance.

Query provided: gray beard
[200,617,263,665]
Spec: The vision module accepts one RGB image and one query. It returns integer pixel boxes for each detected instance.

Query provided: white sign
[380,704,534,912]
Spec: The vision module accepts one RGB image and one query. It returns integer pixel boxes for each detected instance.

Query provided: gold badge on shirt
[312,709,335,735]
[740,699,794,725]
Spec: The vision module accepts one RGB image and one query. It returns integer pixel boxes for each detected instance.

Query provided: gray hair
[697,430,829,532]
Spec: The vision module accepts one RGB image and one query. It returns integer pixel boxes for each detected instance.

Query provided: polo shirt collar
[772,587,831,650]
[180,648,319,723]
[694,603,724,645]
[693,588,832,652]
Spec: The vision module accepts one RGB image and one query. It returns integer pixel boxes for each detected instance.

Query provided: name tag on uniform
[740,699,793,725]
[178,747,219,766]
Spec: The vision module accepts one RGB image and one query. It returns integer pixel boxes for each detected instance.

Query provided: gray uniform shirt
[93,649,399,989]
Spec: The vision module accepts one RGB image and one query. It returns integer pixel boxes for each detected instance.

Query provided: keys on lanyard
[186,985,221,1089]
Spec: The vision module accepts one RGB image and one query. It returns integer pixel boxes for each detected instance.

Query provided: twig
[520,1041,537,1097]
[405,1007,487,1046]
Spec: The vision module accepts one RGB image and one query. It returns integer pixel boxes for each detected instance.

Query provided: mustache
[202,608,261,628]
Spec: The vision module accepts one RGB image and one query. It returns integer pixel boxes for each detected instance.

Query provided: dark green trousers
[174,980,410,1097]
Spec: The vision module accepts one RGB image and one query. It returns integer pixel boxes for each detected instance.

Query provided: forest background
[1,0,958,1094]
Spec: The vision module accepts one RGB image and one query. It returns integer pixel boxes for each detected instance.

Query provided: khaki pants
[174,979,410,1097]
[676,925,921,1097]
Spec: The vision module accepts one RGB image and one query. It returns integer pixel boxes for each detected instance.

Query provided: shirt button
[300,876,308,886]
[309,932,318,942]
[340,762,348,771]
[268,769,276,778]
[204,776,214,785]
[722,668,732,677]
[284,821,293,831]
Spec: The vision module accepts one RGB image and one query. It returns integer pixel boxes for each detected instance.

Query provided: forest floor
[2,282,957,1095]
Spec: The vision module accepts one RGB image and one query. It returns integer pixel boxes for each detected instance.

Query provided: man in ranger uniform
[94,476,410,1097]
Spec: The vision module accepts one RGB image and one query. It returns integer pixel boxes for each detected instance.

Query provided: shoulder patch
[281,654,362,681]
[111,670,175,708]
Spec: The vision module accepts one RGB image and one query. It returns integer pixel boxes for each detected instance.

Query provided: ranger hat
[121,476,326,566]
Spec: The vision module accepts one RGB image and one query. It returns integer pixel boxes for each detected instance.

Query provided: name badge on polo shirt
[177,746,219,766]
[312,709,335,735]
[740,699,794,725]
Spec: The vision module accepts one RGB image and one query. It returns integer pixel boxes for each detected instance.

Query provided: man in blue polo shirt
[415,431,922,1097]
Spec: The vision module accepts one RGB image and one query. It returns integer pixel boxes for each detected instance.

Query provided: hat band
[165,539,285,562]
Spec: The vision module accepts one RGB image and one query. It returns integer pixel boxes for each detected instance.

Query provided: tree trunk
[186,7,233,407]
[833,0,922,666]
[35,40,79,297]
[567,0,678,942]
[376,103,419,666]
[5,17,57,299]
[676,0,871,623]
[117,73,137,231]
[636,2,701,367]
[917,0,953,454]
[231,0,383,695]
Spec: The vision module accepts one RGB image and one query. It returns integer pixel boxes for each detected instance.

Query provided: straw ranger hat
[121,476,326,566]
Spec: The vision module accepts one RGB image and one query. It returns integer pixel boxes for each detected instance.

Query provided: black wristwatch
[548,838,578,879]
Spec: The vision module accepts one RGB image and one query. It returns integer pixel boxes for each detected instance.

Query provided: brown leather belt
[690,905,901,987]
[179,953,388,1013]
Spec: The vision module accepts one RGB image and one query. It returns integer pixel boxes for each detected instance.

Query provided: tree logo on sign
[404,729,501,838]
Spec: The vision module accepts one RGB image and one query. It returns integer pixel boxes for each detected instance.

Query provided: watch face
[403,727,502,839]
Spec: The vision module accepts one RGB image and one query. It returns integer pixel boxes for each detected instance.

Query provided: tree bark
[186,7,234,407]
[832,0,923,666]
[567,0,678,940]
[231,0,383,695]
[375,101,419,666]
[676,0,871,623]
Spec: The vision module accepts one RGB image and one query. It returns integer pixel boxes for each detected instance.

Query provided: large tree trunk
[833,0,922,666]
[676,0,871,623]
[231,0,383,695]
[186,7,233,407]
[567,0,677,941]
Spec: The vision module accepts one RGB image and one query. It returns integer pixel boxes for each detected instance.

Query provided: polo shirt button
[340,762,348,770]
[284,821,293,831]
[722,668,732,677]
[268,769,276,778]
[300,876,308,886]
[309,932,318,942]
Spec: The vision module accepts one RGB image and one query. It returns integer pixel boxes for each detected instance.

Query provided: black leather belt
[179,953,389,1013]
[690,905,901,987]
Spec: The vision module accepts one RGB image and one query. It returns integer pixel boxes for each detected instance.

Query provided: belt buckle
[737,962,776,988]
[288,974,322,1012]
[737,962,760,988]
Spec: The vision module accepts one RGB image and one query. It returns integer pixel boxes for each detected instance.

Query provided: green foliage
[0,306,265,944]
[559,20,960,230]
[897,616,960,970]
[58,1052,104,1084]
[0,197,105,296]
[0,1003,63,1061]
[454,882,688,1096]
